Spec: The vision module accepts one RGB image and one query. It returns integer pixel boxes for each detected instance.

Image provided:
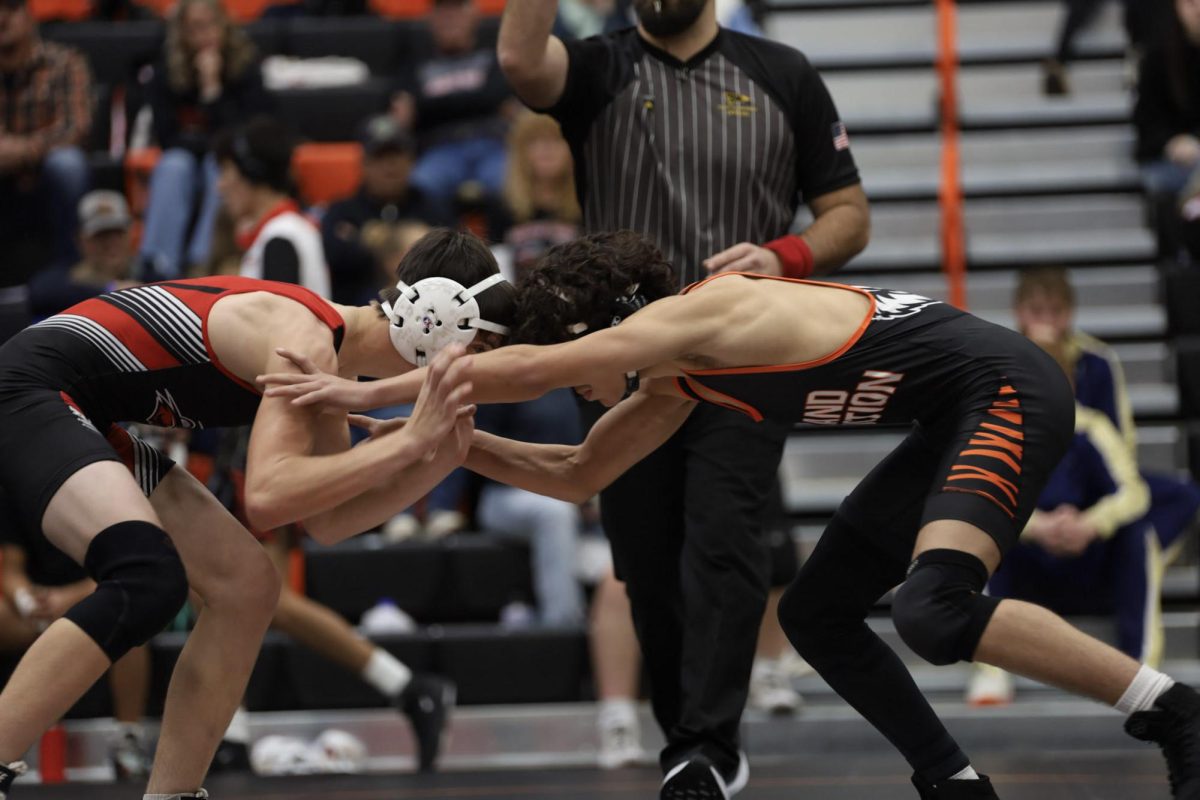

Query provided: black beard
[635,0,706,37]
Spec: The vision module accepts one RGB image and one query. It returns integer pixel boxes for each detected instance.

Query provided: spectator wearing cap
[216,116,330,297]
[28,190,139,318]
[139,0,270,280]
[321,115,454,306]
[0,0,91,289]
[391,0,516,205]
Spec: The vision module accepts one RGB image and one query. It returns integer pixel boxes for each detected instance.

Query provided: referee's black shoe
[911,773,999,798]
[660,754,728,800]
[396,674,456,772]
[1126,683,1200,799]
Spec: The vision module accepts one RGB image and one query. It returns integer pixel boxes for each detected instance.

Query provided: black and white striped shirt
[544,28,860,287]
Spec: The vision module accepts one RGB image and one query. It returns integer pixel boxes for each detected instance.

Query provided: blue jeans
[477,484,585,626]
[139,149,221,278]
[410,137,507,202]
[1141,159,1196,198]
[42,146,90,266]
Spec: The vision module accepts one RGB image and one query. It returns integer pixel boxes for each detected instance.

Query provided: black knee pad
[891,549,1000,666]
[64,521,189,662]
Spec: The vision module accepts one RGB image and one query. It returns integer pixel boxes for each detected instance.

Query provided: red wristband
[764,235,814,279]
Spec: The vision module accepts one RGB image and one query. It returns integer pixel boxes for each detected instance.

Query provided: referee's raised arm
[497,0,570,110]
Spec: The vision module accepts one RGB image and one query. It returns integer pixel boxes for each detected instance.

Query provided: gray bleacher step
[823,60,1129,133]
[845,194,1154,273]
[781,425,1189,514]
[856,127,1139,200]
[765,1,1123,69]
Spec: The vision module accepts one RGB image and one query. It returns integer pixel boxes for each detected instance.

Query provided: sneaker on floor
[396,674,456,772]
[597,719,643,769]
[749,659,803,715]
[660,755,730,800]
[110,729,152,781]
[0,761,27,799]
[965,664,1014,707]
[912,773,999,799]
[209,739,252,773]
[1125,683,1200,799]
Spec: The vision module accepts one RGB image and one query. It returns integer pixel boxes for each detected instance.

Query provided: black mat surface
[16,750,1174,799]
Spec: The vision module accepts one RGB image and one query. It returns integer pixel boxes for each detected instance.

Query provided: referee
[499,1,869,797]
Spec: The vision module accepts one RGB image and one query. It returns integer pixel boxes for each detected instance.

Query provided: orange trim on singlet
[941,486,1016,519]
[968,432,1024,459]
[680,376,765,422]
[677,272,877,377]
[959,448,1022,475]
[948,465,1018,505]
[988,408,1023,426]
[980,421,1024,441]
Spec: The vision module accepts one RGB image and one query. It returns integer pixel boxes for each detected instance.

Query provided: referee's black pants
[584,400,788,777]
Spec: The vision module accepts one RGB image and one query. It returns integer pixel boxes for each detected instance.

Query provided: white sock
[949,765,979,780]
[598,698,638,729]
[362,648,412,698]
[223,706,251,744]
[1116,665,1176,715]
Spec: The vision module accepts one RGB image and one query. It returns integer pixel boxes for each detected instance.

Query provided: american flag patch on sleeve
[832,121,850,151]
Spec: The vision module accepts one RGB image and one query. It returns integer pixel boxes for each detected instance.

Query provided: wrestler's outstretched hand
[259,348,376,411]
[397,344,474,458]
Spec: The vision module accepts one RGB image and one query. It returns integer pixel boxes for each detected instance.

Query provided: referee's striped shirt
[543,28,861,288]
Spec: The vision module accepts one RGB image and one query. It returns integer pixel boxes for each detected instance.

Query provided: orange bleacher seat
[292,142,363,208]
[370,0,501,17]
[29,0,91,22]
[221,0,294,22]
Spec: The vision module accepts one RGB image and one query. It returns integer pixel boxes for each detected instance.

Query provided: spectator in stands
[475,389,587,627]
[590,569,645,769]
[1135,0,1200,253]
[0,0,91,339]
[494,112,580,275]
[967,333,1153,705]
[216,116,330,296]
[322,116,452,307]
[140,0,269,279]
[1043,0,1161,96]
[29,190,138,318]
[0,489,153,782]
[392,0,515,205]
[967,268,1200,704]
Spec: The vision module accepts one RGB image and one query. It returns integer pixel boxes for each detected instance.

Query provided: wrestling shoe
[0,761,26,800]
[208,739,251,773]
[1125,683,1200,799]
[596,705,643,770]
[749,659,803,715]
[912,773,999,798]
[396,674,456,772]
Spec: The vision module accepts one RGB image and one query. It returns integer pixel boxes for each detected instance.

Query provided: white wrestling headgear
[379,273,511,366]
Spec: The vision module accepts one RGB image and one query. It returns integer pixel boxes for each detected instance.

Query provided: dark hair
[513,230,677,345]
[377,228,517,332]
[213,116,294,194]
[1014,267,1075,308]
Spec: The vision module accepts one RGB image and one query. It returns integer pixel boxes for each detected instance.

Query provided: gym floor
[17,750,1171,799]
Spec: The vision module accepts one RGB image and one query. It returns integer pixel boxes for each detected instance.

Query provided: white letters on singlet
[802,370,904,425]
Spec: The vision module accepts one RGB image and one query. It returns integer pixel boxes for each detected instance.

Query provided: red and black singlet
[6,276,344,430]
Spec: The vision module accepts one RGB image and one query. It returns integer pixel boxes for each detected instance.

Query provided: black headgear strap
[610,288,647,401]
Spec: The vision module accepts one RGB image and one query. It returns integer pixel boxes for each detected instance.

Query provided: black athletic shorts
[0,384,175,535]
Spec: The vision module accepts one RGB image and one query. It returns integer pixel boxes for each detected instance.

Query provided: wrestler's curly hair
[513,231,678,345]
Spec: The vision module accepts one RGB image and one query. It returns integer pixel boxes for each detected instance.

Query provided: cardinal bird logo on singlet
[861,288,942,321]
[146,389,200,430]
